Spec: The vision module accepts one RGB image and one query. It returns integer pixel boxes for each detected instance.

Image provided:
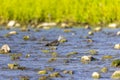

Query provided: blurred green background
[0,0,120,25]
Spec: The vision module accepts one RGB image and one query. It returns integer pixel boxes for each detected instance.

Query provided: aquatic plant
[89,49,98,55]
[111,59,120,67]
[39,76,48,80]
[66,51,78,57]
[19,76,29,80]
[48,58,57,62]
[102,55,113,60]
[41,49,50,53]
[86,39,93,43]
[49,72,61,78]
[100,67,108,73]
[8,63,26,70]
[45,67,54,72]
[23,35,30,40]
[51,52,58,57]
[63,70,73,75]
[38,70,47,75]
[10,53,22,60]
[63,29,72,33]
[8,63,20,69]
[63,59,69,64]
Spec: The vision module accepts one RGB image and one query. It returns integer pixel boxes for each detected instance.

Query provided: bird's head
[58,35,64,41]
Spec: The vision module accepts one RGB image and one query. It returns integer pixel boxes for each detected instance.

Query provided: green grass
[0,0,120,25]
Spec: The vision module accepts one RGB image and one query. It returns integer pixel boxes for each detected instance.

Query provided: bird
[45,35,64,46]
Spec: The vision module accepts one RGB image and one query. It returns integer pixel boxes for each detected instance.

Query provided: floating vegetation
[41,50,50,53]
[8,63,20,69]
[48,58,57,62]
[63,29,72,33]
[63,70,74,75]
[19,76,29,80]
[9,53,22,60]
[45,67,54,72]
[23,35,30,40]
[49,72,61,78]
[86,39,93,43]
[89,49,98,55]
[102,55,113,60]
[66,52,78,57]
[39,76,49,80]
[51,52,58,57]
[4,34,11,37]
[63,59,70,64]
[111,59,120,67]
[100,67,108,73]
[38,70,47,75]
[8,63,26,70]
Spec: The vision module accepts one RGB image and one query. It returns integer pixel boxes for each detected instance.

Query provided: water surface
[0,27,120,80]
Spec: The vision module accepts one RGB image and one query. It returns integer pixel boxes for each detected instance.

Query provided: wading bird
[45,35,64,46]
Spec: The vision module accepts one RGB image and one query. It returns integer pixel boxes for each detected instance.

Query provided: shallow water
[0,27,120,80]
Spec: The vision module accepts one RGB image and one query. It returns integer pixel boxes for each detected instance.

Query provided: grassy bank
[0,0,120,25]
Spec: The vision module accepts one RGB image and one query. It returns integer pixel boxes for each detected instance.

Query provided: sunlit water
[0,27,120,80]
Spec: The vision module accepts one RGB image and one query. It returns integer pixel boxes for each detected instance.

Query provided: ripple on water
[0,28,119,80]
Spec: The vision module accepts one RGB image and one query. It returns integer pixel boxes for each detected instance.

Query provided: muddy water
[0,27,120,80]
